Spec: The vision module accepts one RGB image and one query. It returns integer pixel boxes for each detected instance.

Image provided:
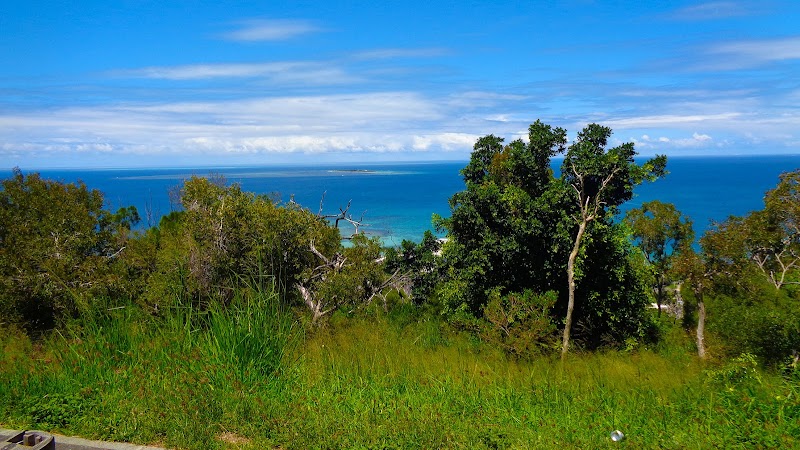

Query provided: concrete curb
[1,429,165,450]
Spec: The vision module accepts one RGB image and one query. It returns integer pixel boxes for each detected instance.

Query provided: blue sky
[2,1,799,168]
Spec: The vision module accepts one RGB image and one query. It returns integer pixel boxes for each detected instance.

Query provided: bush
[0,169,138,331]
[480,290,557,358]
[710,294,800,366]
[136,176,340,311]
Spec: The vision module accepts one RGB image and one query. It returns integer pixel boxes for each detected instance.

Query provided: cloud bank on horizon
[1,0,799,168]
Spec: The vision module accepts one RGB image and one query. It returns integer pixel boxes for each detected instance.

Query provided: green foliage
[0,169,138,330]
[692,170,800,364]
[625,200,694,311]
[569,221,657,347]
[384,230,442,304]
[436,120,662,349]
[24,392,88,430]
[203,280,298,385]
[480,289,557,358]
[561,124,667,218]
[137,175,340,311]
[710,293,800,366]
[435,126,572,315]
[701,169,800,293]
[301,233,388,318]
[705,353,762,386]
[3,313,798,449]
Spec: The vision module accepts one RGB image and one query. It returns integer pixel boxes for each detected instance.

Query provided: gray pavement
[1,429,165,450]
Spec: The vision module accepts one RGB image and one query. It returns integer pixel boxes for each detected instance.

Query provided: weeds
[1,308,798,449]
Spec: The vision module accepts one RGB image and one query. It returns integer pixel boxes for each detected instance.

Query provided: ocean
[22,155,800,245]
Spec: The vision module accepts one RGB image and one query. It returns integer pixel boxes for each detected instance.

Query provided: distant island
[328,169,376,173]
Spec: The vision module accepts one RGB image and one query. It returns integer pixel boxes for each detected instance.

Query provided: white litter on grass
[610,430,625,442]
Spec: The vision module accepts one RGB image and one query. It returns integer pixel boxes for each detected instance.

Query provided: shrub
[0,169,138,331]
[480,290,557,358]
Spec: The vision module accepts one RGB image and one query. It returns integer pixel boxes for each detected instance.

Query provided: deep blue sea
[24,155,800,245]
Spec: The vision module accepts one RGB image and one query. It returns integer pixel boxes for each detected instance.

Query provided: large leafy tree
[139,175,401,324]
[685,170,800,363]
[435,121,571,316]
[625,200,694,314]
[436,121,661,351]
[700,170,800,293]
[0,169,138,330]
[559,124,666,357]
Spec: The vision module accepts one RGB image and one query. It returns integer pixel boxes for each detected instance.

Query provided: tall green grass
[1,305,798,449]
[0,280,297,448]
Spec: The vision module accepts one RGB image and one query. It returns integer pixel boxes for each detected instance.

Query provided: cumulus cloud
[0,92,464,158]
[222,19,321,41]
[412,133,480,151]
[672,132,713,147]
[633,132,715,150]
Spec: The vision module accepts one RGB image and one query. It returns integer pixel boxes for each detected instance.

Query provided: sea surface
[22,155,800,246]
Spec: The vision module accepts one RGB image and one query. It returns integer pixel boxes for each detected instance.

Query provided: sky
[1,0,800,169]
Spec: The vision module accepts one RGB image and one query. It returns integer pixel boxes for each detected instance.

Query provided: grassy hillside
[2,300,797,449]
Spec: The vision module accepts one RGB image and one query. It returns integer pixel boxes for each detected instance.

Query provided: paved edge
[1,429,165,450]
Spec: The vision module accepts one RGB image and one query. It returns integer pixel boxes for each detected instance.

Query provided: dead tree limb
[317,195,368,239]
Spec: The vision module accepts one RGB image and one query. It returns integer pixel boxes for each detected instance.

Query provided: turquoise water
[24,155,800,245]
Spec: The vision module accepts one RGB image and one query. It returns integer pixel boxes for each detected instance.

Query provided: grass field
[1,294,798,449]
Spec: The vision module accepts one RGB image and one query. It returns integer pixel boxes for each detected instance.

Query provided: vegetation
[2,310,798,449]
[0,168,139,331]
[1,120,799,448]
[432,121,665,354]
[624,200,694,315]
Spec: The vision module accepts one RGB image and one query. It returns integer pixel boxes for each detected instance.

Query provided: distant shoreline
[328,169,376,174]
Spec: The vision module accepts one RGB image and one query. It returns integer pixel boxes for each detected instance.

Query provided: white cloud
[118,61,358,84]
[670,2,754,21]
[0,92,461,158]
[412,133,480,151]
[603,113,742,129]
[350,48,449,60]
[672,132,713,148]
[702,36,800,69]
[485,114,511,122]
[222,19,321,42]
[712,36,800,61]
[632,132,715,150]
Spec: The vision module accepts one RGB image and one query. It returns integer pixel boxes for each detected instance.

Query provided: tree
[435,121,661,353]
[687,171,800,363]
[625,200,694,315]
[747,170,800,290]
[560,124,666,358]
[434,121,571,316]
[480,290,557,358]
[672,247,712,359]
[136,175,341,311]
[384,230,442,303]
[0,169,137,330]
[295,233,404,323]
[698,170,800,293]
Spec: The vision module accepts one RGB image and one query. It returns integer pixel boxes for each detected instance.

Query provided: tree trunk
[656,276,664,316]
[696,297,706,359]
[562,220,587,359]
